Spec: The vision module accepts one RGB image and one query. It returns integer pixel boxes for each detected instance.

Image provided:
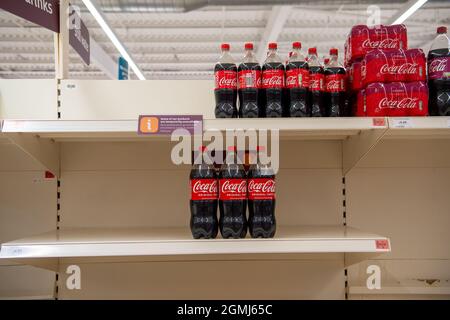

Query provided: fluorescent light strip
[391,0,428,25]
[81,0,146,80]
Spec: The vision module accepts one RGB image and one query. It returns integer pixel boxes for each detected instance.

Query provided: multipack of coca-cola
[355,82,428,117]
[361,49,426,85]
[190,146,276,239]
[344,24,408,66]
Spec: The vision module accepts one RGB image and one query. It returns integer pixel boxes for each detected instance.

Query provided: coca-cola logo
[262,76,283,86]
[378,97,418,109]
[221,180,247,193]
[286,76,296,86]
[326,80,340,91]
[380,63,418,74]
[428,58,447,73]
[218,77,237,87]
[248,179,275,193]
[362,38,399,49]
[310,79,322,89]
[193,180,217,194]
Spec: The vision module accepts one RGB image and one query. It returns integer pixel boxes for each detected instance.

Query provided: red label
[372,118,386,126]
[325,74,346,92]
[248,178,275,200]
[375,239,390,250]
[215,70,237,89]
[238,69,261,89]
[309,73,324,91]
[285,68,309,89]
[219,179,247,200]
[428,57,450,80]
[190,179,218,200]
[262,69,284,89]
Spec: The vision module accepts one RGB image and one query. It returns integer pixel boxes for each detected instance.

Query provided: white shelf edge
[0,226,390,260]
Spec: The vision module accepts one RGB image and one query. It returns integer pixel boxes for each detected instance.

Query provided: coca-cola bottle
[248,146,276,238]
[238,43,261,118]
[325,48,347,117]
[218,146,247,239]
[190,146,218,239]
[308,48,326,117]
[285,41,310,117]
[428,26,450,116]
[215,43,237,118]
[262,42,284,117]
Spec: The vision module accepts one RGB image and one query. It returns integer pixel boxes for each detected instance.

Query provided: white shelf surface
[0,226,390,261]
[0,118,387,141]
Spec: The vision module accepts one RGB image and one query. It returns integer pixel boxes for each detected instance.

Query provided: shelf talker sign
[0,0,60,33]
[118,57,129,80]
[138,115,203,135]
[69,5,90,66]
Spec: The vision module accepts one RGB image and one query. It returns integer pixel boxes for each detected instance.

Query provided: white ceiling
[0,0,449,79]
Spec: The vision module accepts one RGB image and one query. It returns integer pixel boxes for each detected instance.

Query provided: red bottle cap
[227,146,237,152]
[244,42,253,50]
[257,146,266,152]
[437,26,447,34]
[308,47,317,55]
[329,48,338,56]
[221,43,230,50]
[324,58,330,65]
[292,42,301,49]
[199,146,207,152]
[268,42,277,50]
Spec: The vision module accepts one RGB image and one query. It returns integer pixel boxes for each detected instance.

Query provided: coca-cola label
[219,178,247,200]
[215,70,237,89]
[378,97,420,110]
[190,179,218,201]
[380,62,420,75]
[428,57,450,80]
[285,68,310,89]
[362,38,400,49]
[238,69,261,89]
[325,74,346,92]
[262,69,285,89]
[248,178,276,200]
[309,73,324,91]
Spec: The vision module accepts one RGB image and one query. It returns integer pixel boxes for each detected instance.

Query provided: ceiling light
[81,0,146,80]
[391,0,428,25]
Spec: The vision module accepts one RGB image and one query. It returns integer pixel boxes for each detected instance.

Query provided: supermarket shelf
[0,118,387,141]
[0,226,390,270]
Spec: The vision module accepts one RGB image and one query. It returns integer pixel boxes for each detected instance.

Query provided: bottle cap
[308,47,317,55]
[257,146,266,152]
[437,26,447,34]
[268,42,277,50]
[221,43,230,50]
[292,42,301,49]
[199,146,207,152]
[329,48,338,56]
[324,58,330,65]
[244,42,254,50]
[227,146,237,152]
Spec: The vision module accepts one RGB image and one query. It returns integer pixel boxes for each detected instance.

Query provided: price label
[375,239,390,250]
[392,118,412,128]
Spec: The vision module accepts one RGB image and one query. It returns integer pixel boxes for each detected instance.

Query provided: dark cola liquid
[247,166,276,238]
[325,67,347,117]
[309,66,326,117]
[218,163,247,239]
[286,61,310,117]
[238,62,260,118]
[262,62,284,118]
[215,63,238,118]
[190,162,218,239]
[428,48,450,116]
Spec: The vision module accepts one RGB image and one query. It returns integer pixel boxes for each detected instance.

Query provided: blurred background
[1,0,449,80]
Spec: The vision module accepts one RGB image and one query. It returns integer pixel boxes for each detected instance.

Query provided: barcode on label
[375,239,390,250]
[392,118,412,128]
[245,74,254,87]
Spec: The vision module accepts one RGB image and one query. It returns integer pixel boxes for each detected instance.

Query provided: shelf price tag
[138,115,203,135]
[392,118,412,128]
[375,239,390,251]
[372,118,386,127]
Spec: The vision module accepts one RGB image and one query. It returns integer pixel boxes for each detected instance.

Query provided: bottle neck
[328,54,339,67]
[308,53,319,66]
[290,48,304,62]
[243,49,257,63]
[220,50,234,64]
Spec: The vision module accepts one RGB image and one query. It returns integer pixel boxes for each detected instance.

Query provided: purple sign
[138,115,203,135]
[1,0,60,33]
[69,5,90,65]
